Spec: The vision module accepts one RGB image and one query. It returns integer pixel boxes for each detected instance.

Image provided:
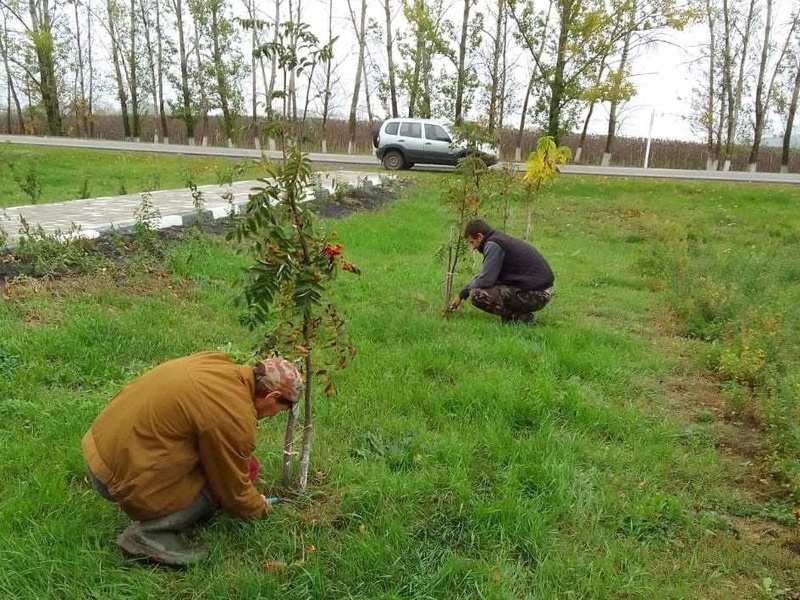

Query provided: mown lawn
[0,166,798,599]
[0,143,271,208]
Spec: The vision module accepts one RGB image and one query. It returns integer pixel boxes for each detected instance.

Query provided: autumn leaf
[341,260,361,274]
[263,560,288,571]
[322,243,343,258]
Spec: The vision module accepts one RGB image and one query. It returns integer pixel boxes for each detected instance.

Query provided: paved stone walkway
[1,171,385,248]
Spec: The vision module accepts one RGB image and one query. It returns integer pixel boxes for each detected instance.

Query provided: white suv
[372,118,498,170]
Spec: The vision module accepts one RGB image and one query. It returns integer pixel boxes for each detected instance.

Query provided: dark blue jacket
[460,229,554,299]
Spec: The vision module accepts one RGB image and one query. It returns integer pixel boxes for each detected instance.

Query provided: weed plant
[0,176,798,598]
[12,218,104,277]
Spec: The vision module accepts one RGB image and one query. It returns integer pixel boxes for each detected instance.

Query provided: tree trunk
[487,0,505,133]
[497,4,509,134]
[704,0,716,170]
[748,0,795,171]
[515,72,536,161]
[281,405,297,485]
[192,11,209,145]
[346,0,366,154]
[128,0,140,140]
[139,0,160,142]
[602,9,635,167]
[453,0,471,125]
[210,0,234,144]
[723,0,756,169]
[0,18,24,133]
[362,47,375,123]
[408,23,424,117]
[781,56,800,173]
[107,0,131,139]
[28,0,62,135]
[383,0,398,117]
[320,0,334,151]
[266,0,279,118]
[87,0,95,137]
[248,0,257,146]
[72,0,87,137]
[575,101,597,164]
[170,0,194,141]
[297,347,313,490]
[547,4,571,144]
[155,1,167,142]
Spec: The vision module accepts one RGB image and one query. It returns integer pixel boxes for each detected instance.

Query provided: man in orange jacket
[82,351,302,566]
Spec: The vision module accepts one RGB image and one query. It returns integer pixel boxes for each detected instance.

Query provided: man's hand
[449,295,462,310]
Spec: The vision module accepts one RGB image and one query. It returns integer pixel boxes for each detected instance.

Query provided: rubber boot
[116,523,207,567]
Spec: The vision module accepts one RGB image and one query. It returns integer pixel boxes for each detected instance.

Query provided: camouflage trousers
[469,285,553,321]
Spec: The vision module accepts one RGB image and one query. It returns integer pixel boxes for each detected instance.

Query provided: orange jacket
[82,352,268,520]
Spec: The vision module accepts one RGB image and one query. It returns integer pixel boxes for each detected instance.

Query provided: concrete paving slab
[1,171,386,248]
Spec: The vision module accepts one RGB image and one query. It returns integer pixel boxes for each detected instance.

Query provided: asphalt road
[2,134,800,185]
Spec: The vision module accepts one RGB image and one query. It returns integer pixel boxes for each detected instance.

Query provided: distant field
[0,165,798,598]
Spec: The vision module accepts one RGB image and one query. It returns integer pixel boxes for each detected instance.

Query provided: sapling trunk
[282,403,297,485]
[298,330,314,489]
[525,207,532,240]
[444,225,455,313]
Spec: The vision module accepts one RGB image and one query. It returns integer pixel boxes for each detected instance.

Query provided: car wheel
[383,150,405,171]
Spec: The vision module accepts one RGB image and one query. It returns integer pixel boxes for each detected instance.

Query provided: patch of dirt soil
[314,178,412,219]
[653,337,799,596]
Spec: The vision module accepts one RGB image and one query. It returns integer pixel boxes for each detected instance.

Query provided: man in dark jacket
[449,219,554,323]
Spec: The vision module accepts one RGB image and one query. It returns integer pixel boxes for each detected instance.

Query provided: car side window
[425,124,451,143]
[399,122,422,138]
[385,122,399,135]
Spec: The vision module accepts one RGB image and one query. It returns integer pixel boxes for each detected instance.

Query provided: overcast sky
[300,0,798,143]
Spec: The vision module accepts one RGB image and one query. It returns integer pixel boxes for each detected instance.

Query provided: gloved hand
[248,456,260,482]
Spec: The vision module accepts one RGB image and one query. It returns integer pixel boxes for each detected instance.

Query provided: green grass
[0,167,798,599]
[0,143,271,207]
